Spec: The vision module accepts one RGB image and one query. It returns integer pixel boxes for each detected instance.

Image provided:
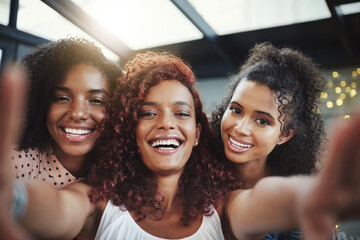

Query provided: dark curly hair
[17,37,122,151]
[211,42,326,176]
[88,51,240,225]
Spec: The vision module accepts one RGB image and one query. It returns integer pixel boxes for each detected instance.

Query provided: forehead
[144,80,194,107]
[59,64,108,90]
[232,79,279,112]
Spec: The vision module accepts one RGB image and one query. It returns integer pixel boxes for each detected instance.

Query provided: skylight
[17,0,120,62]
[0,0,10,25]
[71,0,203,50]
[339,2,360,15]
[187,0,331,35]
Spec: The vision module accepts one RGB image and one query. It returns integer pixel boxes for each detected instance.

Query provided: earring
[194,141,198,147]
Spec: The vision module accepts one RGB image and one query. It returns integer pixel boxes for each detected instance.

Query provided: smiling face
[136,80,200,176]
[46,63,109,161]
[221,79,293,165]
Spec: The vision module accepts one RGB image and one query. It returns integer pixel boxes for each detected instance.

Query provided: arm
[19,181,95,239]
[226,176,314,239]
[0,66,97,239]
[226,111,360,240]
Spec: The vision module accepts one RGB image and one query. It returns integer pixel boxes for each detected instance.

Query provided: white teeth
[229,137,253,148]
[151,139,180,148]
[64,128,91,135]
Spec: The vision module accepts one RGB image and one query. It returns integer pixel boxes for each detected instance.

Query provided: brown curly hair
[88,51,240,225]
[17,37,122,151]
[212,42,326,176]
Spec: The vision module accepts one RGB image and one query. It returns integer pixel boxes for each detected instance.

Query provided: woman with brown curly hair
[9,38,122,188]
[1,51,359,240]
[211,42,327,239]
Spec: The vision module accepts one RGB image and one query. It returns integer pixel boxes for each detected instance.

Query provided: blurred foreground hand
[300,112,360,240]
[0,65,32,240]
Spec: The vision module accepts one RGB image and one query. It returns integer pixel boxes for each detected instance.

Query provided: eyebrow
[54,87,108,96]
[142,101,192,108]
[230,101,275,120]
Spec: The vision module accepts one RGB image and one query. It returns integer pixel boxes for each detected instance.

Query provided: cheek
[91,109,106,123]
[46,105,61,127]
[220,113,231,137]
[184,122,197,140]
[135,121,147,146]
[257,128,281,146]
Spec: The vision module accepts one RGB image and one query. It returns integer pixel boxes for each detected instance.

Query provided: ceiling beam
[9,0,19,28]
[0,24,50,46]
[330,0,360,5]
[170,0,236,69]
[41,0,132,60]
[325,0,356,58]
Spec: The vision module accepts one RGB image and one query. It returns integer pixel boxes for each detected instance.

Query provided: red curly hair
[88,51,240,225]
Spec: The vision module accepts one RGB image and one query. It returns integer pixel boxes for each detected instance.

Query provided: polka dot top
[10,146,79,189]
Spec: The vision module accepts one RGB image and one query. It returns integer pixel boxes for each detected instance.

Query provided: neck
[51,141,87,178]
[233,157,271,189]
[155,173,182,210]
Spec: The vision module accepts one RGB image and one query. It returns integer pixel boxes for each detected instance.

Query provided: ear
[195,123,201,144]
[278,129,295,145]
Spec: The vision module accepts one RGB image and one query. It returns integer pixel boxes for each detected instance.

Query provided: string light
[327,80,333,88]
[320,92,328,99]
[326,101,333,108]
[336,99,343,106]
[350,89,357,97]
[322,68,358,115]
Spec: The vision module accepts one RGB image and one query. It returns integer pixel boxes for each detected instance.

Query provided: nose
[234,117,251,136]
[157,112,175,130]
[67,98,89,121]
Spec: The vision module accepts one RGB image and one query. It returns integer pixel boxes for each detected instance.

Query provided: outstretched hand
[0,65,31,240]
[300,112,360,240]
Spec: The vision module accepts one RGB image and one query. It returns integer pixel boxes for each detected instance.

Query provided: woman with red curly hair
[87,51,239,232]
[1,51,360,240]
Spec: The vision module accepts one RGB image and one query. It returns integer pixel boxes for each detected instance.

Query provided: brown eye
[256,118,270,125]
[230,106,242,115]
[54,96,70,102]
[139,111,157,118]
[90,98,105,105]
[175,112,190,118]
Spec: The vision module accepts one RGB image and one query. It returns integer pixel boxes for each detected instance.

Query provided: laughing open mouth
[62,127,93,136]
[149,139,182,149]
[229,136,254,149]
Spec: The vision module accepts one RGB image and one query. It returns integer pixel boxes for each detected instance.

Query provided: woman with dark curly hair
[211,42,326,239]
[1,51,359,240]
[86,51,239,238]
[9,37,122,189]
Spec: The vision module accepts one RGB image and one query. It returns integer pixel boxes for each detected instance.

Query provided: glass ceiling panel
[71,0,203,50]
[0,0,10,25]
[188,0,331,35]
[0,48,3,66]
[340,2,360,15]
[17,0,120,62]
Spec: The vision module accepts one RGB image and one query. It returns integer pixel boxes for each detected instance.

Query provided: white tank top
[95,201,225,240]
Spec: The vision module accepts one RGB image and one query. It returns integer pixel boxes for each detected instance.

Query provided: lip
[60,125,96,142]
[148,134,184,155]
[227,135,254,153]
